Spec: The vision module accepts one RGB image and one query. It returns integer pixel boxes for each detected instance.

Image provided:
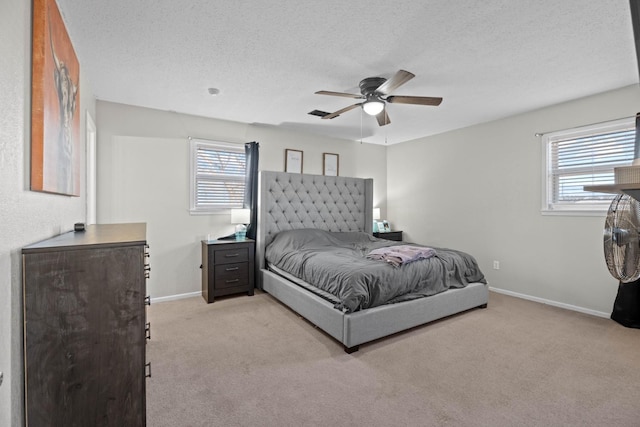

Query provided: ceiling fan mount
[310,70,442,127]
[359,77,386,97]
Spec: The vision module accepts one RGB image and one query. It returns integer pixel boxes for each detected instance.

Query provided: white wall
[388,85,640,316]
[0,0,96,424]
[96,101,388,300]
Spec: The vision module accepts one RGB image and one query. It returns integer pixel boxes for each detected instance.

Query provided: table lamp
[230,208,250,240]
[373,208,381,233]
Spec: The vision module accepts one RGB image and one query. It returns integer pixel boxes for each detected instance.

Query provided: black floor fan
[604,193,640,328]
[600,0,640,328]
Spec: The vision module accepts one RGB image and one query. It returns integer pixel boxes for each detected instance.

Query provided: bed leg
[479,303,488,309]
[344,345,359,354]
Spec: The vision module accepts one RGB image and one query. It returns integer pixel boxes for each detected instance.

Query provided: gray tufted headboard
[256,171,373,277]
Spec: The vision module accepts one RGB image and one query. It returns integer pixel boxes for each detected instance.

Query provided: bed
[256,171,488,353]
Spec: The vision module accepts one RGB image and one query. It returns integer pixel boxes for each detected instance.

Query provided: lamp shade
[230,208,250,224]
[362,100,384,116]
[373,208,381,220]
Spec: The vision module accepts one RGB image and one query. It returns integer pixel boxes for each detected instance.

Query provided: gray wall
[96,101,388,300]
[388,85,640,316]
[0,0,96,424]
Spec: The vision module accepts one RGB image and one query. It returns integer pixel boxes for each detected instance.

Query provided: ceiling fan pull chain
[360,108,363,144]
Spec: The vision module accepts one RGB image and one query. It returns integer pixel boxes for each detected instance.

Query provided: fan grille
[604,194,640,282]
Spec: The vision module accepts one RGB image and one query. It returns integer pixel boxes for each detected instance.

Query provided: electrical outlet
[493,260,500,270]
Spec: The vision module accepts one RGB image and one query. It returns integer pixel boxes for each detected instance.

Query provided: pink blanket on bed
[366,245,436,268]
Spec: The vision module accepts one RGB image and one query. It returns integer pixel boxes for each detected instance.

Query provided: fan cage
[604,193,640,283]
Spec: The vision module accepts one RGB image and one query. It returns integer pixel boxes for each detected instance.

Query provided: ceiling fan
[309,70,442,127]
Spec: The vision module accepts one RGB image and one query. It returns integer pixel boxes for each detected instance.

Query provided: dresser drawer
[214,247,249,265]
[214,262,249,289]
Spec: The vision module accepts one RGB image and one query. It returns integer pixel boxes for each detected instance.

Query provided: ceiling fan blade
[322,103,362,120]
[376,109,391,126]
[386,95,443,106]
[375,70,415,95]
[315,90,363,99]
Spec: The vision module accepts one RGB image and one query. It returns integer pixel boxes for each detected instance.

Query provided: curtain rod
[534,113,639,137]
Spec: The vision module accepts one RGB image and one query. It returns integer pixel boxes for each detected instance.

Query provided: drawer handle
[145,296,151,306]
[145,363,152,378]
[225,279,240,284]
[145,322,151,340]
[225,267,239,271]
[225,253,240,258]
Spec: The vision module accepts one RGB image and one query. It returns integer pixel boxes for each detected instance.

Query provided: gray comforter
[265,229,486,313]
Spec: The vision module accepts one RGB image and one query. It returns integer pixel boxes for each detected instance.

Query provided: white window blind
[542,118,635,214]
[190,139,246,213]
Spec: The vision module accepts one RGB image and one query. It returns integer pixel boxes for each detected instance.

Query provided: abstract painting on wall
[31,0,81,196]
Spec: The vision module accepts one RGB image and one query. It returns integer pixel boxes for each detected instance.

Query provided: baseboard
[488,287,610,319]
[151,291,201,304]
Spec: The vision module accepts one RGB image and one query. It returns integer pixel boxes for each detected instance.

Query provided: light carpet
[146,291,640,426]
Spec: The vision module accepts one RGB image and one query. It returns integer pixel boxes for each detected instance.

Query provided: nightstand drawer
[214,262,249,289]
[214,247,249,264]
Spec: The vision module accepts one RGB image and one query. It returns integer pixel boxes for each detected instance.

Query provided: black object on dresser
[201,239,255,303]
[373,230,403,241]
[22,223,150,427]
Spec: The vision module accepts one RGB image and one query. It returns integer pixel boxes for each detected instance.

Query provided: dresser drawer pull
[225,279,240,284]
[225,253,240,258]
[145,296,151,306]
[145,362,152,378]
[225,267,239,271]
[145,322,151,340]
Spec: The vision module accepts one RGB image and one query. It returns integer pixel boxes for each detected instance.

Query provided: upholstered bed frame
[256,171,488,353]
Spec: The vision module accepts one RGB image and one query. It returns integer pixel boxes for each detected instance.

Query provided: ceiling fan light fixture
[362,100,384,116]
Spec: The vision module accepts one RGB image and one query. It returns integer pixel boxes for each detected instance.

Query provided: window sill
[540,209,607,217]
[188,209,231,216]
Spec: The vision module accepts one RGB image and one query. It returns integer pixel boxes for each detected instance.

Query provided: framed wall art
[31,0,81,196]
[323,153,339,176]
[285,149,303,173]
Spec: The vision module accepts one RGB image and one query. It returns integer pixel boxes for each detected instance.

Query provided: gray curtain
[244,141,259,240]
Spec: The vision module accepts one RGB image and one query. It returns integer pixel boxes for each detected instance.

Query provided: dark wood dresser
[201,239,255,303]
[22,223,150,427]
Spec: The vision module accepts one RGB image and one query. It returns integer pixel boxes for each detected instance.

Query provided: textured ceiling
[55,0,638,145]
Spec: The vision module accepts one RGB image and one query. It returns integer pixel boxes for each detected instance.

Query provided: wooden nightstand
[373,230,403,241]
[201,239,255,303]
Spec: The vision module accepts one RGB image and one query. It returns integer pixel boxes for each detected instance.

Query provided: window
[542,118,635,214]
[189,138,245,213]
